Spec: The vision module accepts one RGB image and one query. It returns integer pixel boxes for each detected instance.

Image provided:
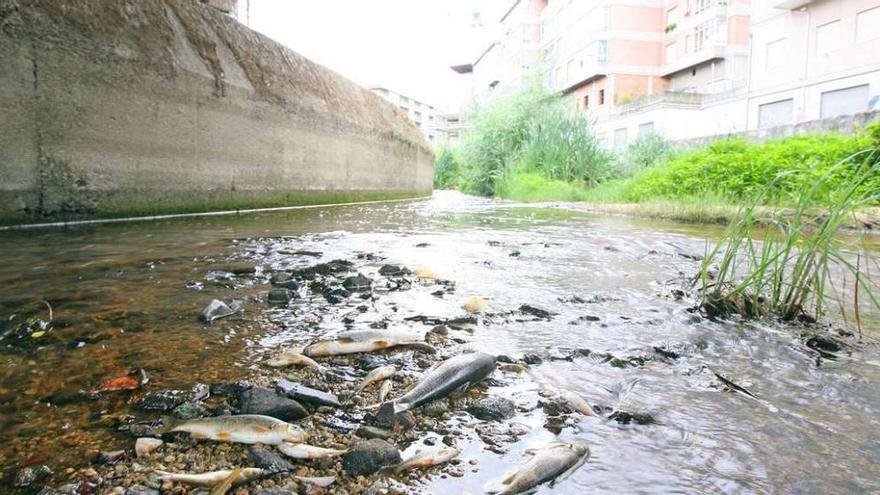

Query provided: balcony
[615,91,703,114]
[660,43,726,77]
[774,0,811,9]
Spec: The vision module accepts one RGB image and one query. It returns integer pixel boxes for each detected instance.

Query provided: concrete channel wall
[0,0,434,226]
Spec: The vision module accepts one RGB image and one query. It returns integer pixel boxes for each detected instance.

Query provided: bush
[433,146,462,189]
[615,133,676,177]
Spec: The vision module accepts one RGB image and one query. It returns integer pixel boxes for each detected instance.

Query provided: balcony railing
[615,91,703,114]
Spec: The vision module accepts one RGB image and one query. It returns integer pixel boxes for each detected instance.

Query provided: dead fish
[303,329,425,357]
[462,296,489,314]
[388,446,460,473]
[266,347,325,370]
[350,365,397,400]
[559,389,597,417]
[498,441,590,494]
[385,352,496,414]
[378,380,393,402]
[161,415,306,445]
[277,442,347,459]
[209,468,241,495]
[154,467,265,487]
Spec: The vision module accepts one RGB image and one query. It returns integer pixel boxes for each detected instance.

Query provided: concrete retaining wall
[673,110,880,149]
[0,0,433,225]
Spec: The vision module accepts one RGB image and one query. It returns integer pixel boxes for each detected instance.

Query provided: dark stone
[342,273,372,292]
[270,272,299,289]
[509,251,521,257]
[495,355,514,363]
[371,402,416,430]
[323,287,351,304]
[609,411,656,425]
[118,421,161,438]
[569,314,600,325]
[267,288,292,306]
[198,299,238,323]
[342,439,402,476]
[415,243,429,247]
[13,465,53,487]
[238,387,308,421]
[467,397,515,421]
[378,265,409,276]
[215,263,257,275]
[355,425,394,440]
[211,381,253,398]
[124,487,160,495]
[275,379,341,408]
[519,304,555,319]
[171,402,210,420]
[446,316,478,329]
[540,399,573,416]
[523,354,543,365]
[135,389,189,412]
[249,445,294,473]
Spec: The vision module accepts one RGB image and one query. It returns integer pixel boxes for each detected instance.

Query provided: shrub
[615,133,676,177]
[433,146,462,189]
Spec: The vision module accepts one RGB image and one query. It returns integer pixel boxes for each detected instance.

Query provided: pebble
[135,437,163,458]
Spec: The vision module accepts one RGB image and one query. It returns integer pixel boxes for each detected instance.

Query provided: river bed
[0,191,878,494]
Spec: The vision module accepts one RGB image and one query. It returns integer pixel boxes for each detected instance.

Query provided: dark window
[691,68,697,76]
[599,89,605,105]
[583,95,590,108]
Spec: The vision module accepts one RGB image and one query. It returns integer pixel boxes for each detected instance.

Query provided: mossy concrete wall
[0,0,433,225]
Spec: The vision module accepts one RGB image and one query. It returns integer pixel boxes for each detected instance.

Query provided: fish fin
[210,467,241,495]
[392,401,411,415]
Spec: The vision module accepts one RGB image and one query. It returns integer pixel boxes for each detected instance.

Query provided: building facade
[454,0,880,147]
[369,87,465,145]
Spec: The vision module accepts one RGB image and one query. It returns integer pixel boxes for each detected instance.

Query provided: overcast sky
[240,0,508,112]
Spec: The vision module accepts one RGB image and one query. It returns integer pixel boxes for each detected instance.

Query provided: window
[766,38,785,69]
[666,43,676,63]
[599,89,605,105]
[583,95,590,108]
[638,122,655,138]
[597,40,608,64]
[857,7,880,43]
[821,85,870,118]
[614,128,628,148]
[694,20,715,51]
[816,20,840,54]
[758,99,794,129]
[694,0,713,14]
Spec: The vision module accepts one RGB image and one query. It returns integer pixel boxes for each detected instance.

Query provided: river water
[0,191,878,494]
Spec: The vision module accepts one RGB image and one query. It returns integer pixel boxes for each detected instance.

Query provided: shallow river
[0,191,878,494]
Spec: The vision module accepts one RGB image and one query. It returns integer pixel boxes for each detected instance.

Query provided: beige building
[369,87,455,145]
[455,0,880,146]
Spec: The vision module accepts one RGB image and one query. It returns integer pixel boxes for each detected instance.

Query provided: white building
[369,87,452,145]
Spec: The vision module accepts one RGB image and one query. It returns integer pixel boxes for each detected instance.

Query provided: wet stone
[523,353,543,365]
[371,402,416,430]
[468,397,515,421]
[135,389,190,412]
[355,425,394,440]
[323,287,351,304]
[378,265,409,276]
[135,437,163,458]
[171,401,210,420]
[198,299,238,323]
[267,288,293,306]
[215,262,256,275]
[238,387,308,421]
[519,304,555,319]
[270,272,300,289]
[342,439,402,476]
[609,410,656,425]
[211,380,253,398]
[275,379,342,408]
[249,445,294,473]
[13,464,53,487]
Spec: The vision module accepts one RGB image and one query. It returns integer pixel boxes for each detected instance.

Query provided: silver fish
[498,441,590,494]
[303,329,426,357]
[390,446,460,473]
[378,379,393,402]
[154,467,265,487]
[266,348,325,370]
[351,365,397,400]
[387,352,495,414]
[277,442,347,459]
[559,389,597,417]
[162,414,306,445]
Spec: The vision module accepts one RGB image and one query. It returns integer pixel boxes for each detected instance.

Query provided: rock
[135,389,189,412]
[13,465,53,487]
[446,316,477,330]
[522,354,543,365]
[378,265,409,276]
[509,250,521,257]
[35,488,65,495]
[211,381,253,398]
[540,399,573,416]
[135,437,163,458]
[468,397,515,421]
[124,486,160,495]
[429,325,449,336]
[609,411,656,425]
[342,273,372,292]
[342,439,402,476]
[267,288,292,306]
[270,272,299,289]
[323,287,351,304]
[171,401,210,420]
[569,314,600,324]
[275,379,341,408]
[198,299,238,323]
[422,401,450,418]
[518,304,555,319]
[215,263,256,275]
[249,445,295,473]
[238,387,308,421]
[372,402,416,430]
[355,425,394,440]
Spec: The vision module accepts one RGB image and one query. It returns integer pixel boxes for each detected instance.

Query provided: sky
[239,0,509,113]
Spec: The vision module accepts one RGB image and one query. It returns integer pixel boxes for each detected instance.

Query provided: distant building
[369,87,450,145]
[453,0,880,146]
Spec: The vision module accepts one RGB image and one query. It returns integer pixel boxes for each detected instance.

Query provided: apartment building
[369,87,453,144]
[454,0,880,146]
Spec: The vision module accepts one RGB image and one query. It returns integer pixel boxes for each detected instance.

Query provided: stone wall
[0,0,433,225]
[673,110,880,149]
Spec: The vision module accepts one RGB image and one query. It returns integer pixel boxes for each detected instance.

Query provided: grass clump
[698,146,880,330]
